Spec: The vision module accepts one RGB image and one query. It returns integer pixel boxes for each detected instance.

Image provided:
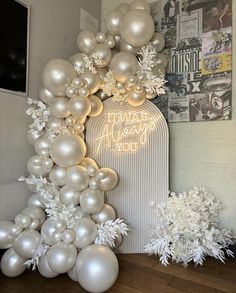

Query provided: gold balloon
[77,31,96,54]
[68,96,91,118]
[105,10,125,35]
[127,90,146,106]
[42,59,77,96]
[79,69,100,95]
[120,10,154,47]
[50,134,86,167]
[88,95,104,117]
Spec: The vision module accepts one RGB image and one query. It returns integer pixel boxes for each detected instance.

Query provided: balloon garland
[0,1,167,292]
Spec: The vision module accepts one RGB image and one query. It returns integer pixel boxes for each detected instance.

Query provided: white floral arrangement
[145,186,234,267]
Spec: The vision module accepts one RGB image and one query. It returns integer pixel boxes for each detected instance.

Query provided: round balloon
[80,188,104,214]
[22,206,46,226]
[99,168,119,191]
[59,185,81,206]
[46,117,65,131]
[119,39,139,55]
[49,165,67,186]
[77,31,96,54]
[41,219,57,246]
[27,155,53,177]
[0,221,15,249]
[151,32,165,52]
[34,135,51,158]
[27,130,45,146]
[39,88,55,105]
[66,166,90,191]
[127,89,146,106]
[38,255,58,278]
[69,53,86,70]
[27,193,44,209]
[68,96,91,118]
[50,97,70,119]
[1,248,26,277]
[90,44,112,68]
[88,95,104,117]
[92,204,116,224]
[73,218,97,249]
[79,70,100,95]
[14,229,41,258]
[129,0,150,12]
[116,3,130,14]
[105,10,125,35]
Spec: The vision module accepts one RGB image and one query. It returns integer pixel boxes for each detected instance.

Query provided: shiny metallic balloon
[59,185,81,206]
[14,229,41,258]
[90,44,112,68]
[62,229,75,244]
[74,206,91,220]
[15,213,32,229]
[105,10,125,35]
[92,204,116,224]
[67,265,78,282]
[88,95,104,117]
[50,97,70,118]
[66,86,77,98]
[38,255,58,278]
[79,69,100,95]
[47,242,77,274]
[27,193,45,209]
[50,134,86,167]
[54,219,67,232]
[46,116,65,131]
[66,166,90,192]
[27,155,53,177]
[96,32,106,44]
[116,3,130,14]
[1,248,26,277]
[80,188,104,214]
[127,89,146,106]
[151,32,165,52]
[80,157,98,169]
[86,165,98,177]
[39,88,55,105]
[78,87,89,98]
[0,221,15,249]
[49,165,67,186]
[110,52,138,83]
[77,31,96,54]
[23,206,46,226]
[119,39,139,55]
[105,35,116,49]
[10,224,23,237]
[42,59,77,96]
[69,53,86,70]
[27,130,45,146]
[68,96,91,118]
[120,10,154,47]
[72,77,84,89]
[73,218,97,249]
[34,135,51,158]
[129,0,150,12]
[51,231,62,243]
[96,90,109,101]
[41,219,57,246]
[75,245,119,293]
[89,177,100,190]
[99,168,119,191]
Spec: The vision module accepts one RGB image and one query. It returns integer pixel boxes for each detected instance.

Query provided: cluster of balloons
[0,1,167,292]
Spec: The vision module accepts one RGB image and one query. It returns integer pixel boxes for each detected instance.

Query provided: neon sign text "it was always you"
[95,111,160,153]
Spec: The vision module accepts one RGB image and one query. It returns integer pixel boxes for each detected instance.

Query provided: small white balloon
[0,221,15,249]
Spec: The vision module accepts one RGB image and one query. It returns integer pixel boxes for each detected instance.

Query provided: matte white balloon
[50,97,70,118]
[77,31,96,54]
[80,188,104,214]
[39,88,55,105]
[88,95,104,117]
[92,204,116,224]
[73,218,97,249]
[1,248,26,277]
[66,166,90,192]
[38,255,58,278]
[79,70,100,95]
[99,168,119,191]
[42,59,77,96]
[47,242,77,274]
[50,134,86,167]
[0,221,15,249]
[76,245,119,293]
[14,229,41,258]
[105,10,125,35]
[59,185,81,206]
[49,165,67,186]
[68,96,91,118]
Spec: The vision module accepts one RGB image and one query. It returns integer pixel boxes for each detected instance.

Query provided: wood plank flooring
[0,254,235,293]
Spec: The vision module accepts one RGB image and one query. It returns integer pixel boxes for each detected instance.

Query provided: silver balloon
[68,96,91,118]
[99,168,119,191]
[92,204,116,224]
[75,244,119,293]
[88,95,104,117]
[129,0,150,12]
[62,229,75,243]
[23,206,46,226]
[1,248,26,277]
[49,165,67,186]
[127,89,146,106]
[47,242,77,274]
[15,214,32,229]
[77,31,96,54]
[27,193,45,209]
[34,135,51,158]
[41,219,57,246]
[119,39,139,55]
[79,69,100,95]
[27,155,53,177]
[39,88,55,105]
[116,3,130,14]
[80,188,104,214]
[38,255,58,278]
[73,218,97,249]
[27,130,45,146]
[74,206,91,220]
[42,59,77,96]
[96,32,106,44]
[59,185,81,206]
[50,97,70,118]
[50,134,86,167]
[90,44,112,68]
[110,52,138,83]
[80,157,98,169]
[69,53,86,70]
[14,229,41,258]
[120,10,154,47]
[46,116,65,131]
[66,166,90,192]
[156,53,168,68]
[105,10,125,35]
[151,32,165,52]
[0,221,15,249]
[67,265,78,282]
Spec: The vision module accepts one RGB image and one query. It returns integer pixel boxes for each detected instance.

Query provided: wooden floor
[0,254,236,293]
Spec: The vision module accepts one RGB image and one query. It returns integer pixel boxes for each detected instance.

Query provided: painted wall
[0,0,101,220]
[101,0,236,236]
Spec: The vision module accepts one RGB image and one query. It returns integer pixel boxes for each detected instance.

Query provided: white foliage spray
[24,243,49,271]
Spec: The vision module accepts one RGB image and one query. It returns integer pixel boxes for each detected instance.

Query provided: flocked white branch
[24,243,49,271]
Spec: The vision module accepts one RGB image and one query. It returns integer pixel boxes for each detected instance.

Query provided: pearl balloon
[62,229,75,243]
[151,32,165,52]
[68,265,78,282]
[27,194,44,208]
[105,35,116,49]
[127,90,146,106]
[46,117,65,131]
[34,135,51,158]
[88,95,104,117]
[39,88,55,105]
[27,155,53,177]
[51,231,62,243]
[129,0,150,12]
[79,70,100,94]
[89,177,100,190]
[77,31,96,54]
[66,86,77,98]
[41,219,57,246]
[47,242,77,274]
[99,168,119,191]
[116,3,130,14]
[49,165,67,186]
[53,219,67,232]
[80,188,104,214]
[92,204,116,224]
[50,134,86,167]
[1,248,26,277]
[15,214,31,229]
[96,32,106,44]
[42,59,77,96]
[110,52,138,83]
[73,218,97,249]
[80,157,98,169]
[0,221,15,249]
[105,10,125,35]
[76,245,119,293]
[38,255,58,278]
[86,165,98,177]
[78,87,89,98]
[120,10,154,47]
[10,224,23,237]
[156,53,168,68]
[27,130,45,146]
[14,229,41,258]
[68,96,91,118]
[23,206,46,226]
[66,166,90,192]
[119,39,139,55]
[96,90,108,101]
[90,44,112,68]
[59,185,81,206]
[69,53,86,70]
[50,97,70,118]
[29,218,41,230]
[74,206,91,220]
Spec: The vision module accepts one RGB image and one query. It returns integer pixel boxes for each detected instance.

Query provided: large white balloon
[41,219,57,246]
[99,168,119,191]
[79,70,101,95]
[92,204,116,224]
[1,248,26,277]
[0,221,15,249]
[14,229,41,258]
[80,188,104,214]
[68,96,91,118]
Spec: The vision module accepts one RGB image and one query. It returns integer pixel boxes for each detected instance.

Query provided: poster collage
[151,0,232,122]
